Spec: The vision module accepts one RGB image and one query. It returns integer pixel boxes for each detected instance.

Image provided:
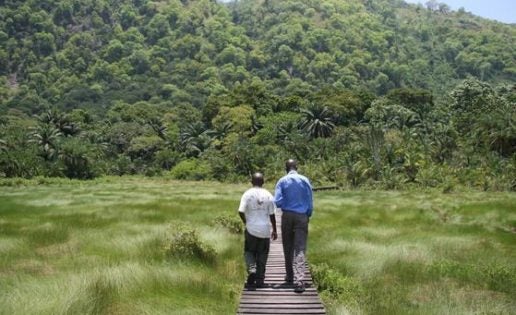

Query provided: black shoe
[246,273,256,286]
[244,283,256,291]
[255,282,268,289]
[294,282,305,293]
[280,277,294,288]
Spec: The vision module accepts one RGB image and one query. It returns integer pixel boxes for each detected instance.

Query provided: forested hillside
[0,0,515,190]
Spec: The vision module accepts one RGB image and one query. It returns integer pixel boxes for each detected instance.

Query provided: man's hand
[271,230,278,241]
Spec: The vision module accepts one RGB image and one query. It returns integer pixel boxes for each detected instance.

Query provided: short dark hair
[285,159,297,172]
[251,172,264,186]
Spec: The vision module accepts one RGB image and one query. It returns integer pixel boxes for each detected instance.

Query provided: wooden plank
[241,289,319,295]
[238,308,326,314]
[240,304,324,309]
[241,298,322,303]
[240,302,322,306]
[237,311,326,315]
[241,292,319,297]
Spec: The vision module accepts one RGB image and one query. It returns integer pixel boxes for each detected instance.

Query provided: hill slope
[0,0,514,112]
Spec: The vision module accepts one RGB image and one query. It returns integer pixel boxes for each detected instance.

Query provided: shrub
[166,224,216,264]
[110,155,135,176]
[213,215,243,234]
[169,159,212,180]
[311,263,363,301]
[59,138,98,179]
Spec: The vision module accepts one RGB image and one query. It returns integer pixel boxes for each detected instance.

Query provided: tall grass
[1,178,514,314]
[310,190,516,314]
[0,177,246,315]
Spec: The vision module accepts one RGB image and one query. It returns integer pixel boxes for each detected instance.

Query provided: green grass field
[0,177,515,315]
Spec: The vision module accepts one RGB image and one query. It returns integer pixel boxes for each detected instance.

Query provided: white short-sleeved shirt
[238,187,276,238]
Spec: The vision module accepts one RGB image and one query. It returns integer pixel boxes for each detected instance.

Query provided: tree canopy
[0,0,514,190]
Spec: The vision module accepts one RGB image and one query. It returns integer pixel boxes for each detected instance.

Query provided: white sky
[404,0,516,24]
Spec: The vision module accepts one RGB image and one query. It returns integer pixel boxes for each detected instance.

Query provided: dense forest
[0,0,515,190]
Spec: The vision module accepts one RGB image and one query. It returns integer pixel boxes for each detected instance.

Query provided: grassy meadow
[0,177,246,315]
[0,177,515,315]
[310,190,516,315]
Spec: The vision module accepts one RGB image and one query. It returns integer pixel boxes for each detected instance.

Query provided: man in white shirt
[238,172,277,289]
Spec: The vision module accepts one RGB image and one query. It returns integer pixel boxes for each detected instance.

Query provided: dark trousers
[281,211,308,284]
[244,230,270,283]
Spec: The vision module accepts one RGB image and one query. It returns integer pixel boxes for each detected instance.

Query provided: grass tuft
[165,224,217,264]
[213,214,244,234]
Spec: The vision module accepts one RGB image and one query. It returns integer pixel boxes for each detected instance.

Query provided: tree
[386,88,433,119]
[0,139,6,153]
[147,117,168,141]
[299,104,336,139]
[211,105,255,135]
[59,137,98,179]
[449,79,496,136]
[29,123,62,161]
[179,122,213,158]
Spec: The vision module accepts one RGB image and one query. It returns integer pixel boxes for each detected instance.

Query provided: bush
[169,159,212,180]
[59,138,98,179]
[311,263,363,301]
[213,214,243,234]
[166,224,216,264]
[310,263,364,314]
[428,260,516,294]
[110,155,135,176]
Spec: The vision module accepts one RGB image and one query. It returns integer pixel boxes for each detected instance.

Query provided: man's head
[251,172,264,187]
[285,159,297,173]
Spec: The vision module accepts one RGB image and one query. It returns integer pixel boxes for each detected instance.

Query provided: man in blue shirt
[274,159,313,293]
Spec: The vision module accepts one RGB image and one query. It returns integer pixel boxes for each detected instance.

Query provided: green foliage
[166,224,216,264]
[311,263,363,308]
[169,159,212,181]
[0,0,514,189]
[299,104,337,139]
[213,214,244,234]
[59,137,99,179]
[428,260,516,294]
[310,189,516,314]
[0,179,245,314]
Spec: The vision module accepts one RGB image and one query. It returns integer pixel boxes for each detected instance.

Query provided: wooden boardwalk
[237,212,326,315]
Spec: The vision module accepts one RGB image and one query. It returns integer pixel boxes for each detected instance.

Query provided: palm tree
[38,109,80,136]
[0,139,7,153]
[29,124,62,161]
[59,138,95,179]
[147,117,168,141]
[213,121,233,141]
[299,104,336,139]
[179,122,214,158]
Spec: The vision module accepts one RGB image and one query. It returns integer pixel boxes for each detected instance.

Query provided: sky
[404,0,516,24]
[218,1,515,24]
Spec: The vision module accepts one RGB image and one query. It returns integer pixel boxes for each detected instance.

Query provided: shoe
[244,283,256,291]
[280,276,294,288]
[255,282,268,288]
[294,282,305,293]
[246,273,256,286]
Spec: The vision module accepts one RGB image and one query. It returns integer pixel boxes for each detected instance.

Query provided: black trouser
[244,230,270,284]
[281,211,308,284]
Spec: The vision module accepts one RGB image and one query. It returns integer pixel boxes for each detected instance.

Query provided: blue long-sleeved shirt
[274,170,313,217]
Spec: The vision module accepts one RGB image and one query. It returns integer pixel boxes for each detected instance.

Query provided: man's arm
[238,192,247,225]
[269,214,277,240]
[306,181,313,218]
[239,212,246,224]
[274,181,284,209]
